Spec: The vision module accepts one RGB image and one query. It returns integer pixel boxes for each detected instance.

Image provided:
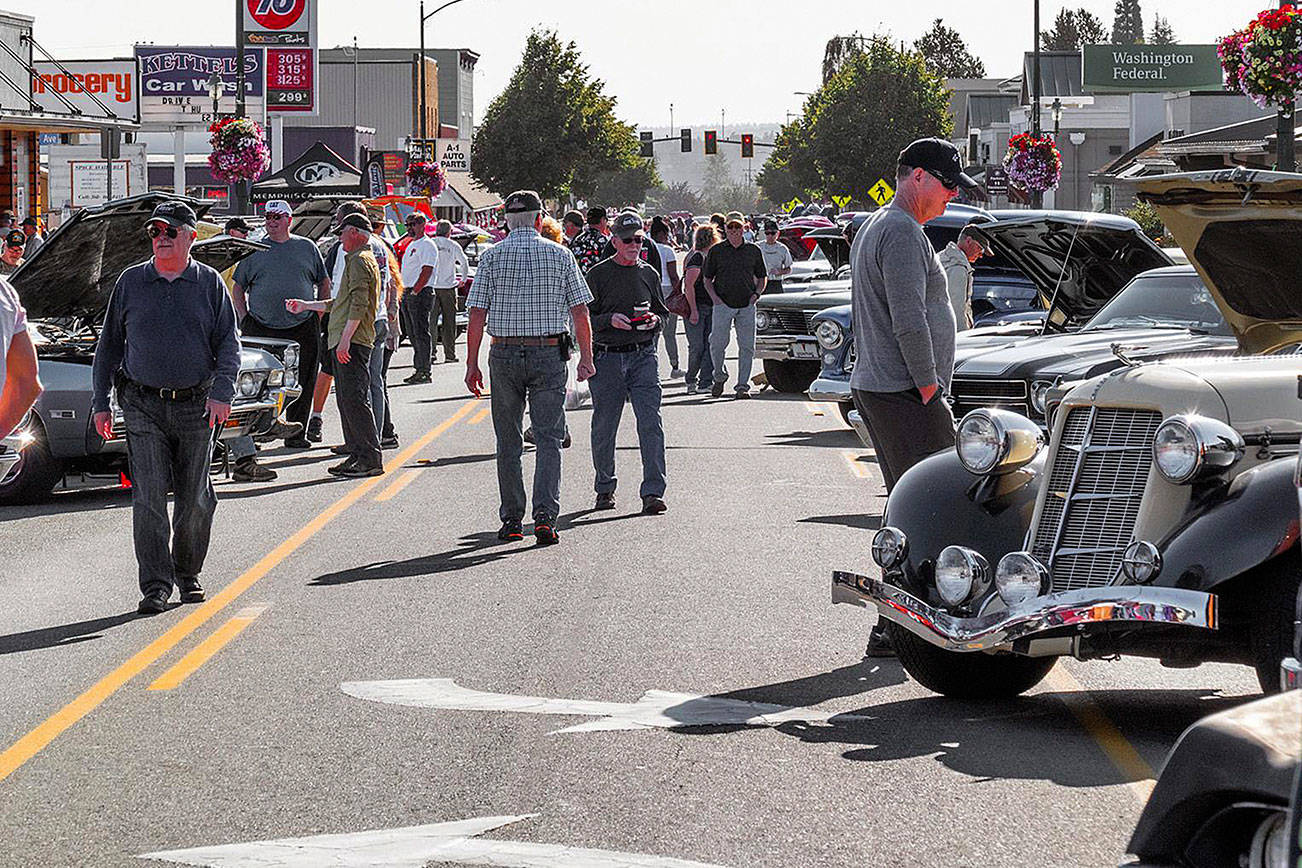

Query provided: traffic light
[741,133,754,159]
[704,130,717,155]
[639,131,654,158]
[681,128,692,152]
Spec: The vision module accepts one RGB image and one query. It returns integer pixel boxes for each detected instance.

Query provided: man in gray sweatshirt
[850,138,978,655]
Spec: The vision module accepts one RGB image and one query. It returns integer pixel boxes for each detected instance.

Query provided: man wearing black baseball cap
[0,230,25,276]
[848,136,974,656]
[19,216,43,258]
[756,219,792,294]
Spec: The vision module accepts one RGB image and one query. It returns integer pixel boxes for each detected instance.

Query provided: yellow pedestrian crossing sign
[831,194,851,209]
[868,179,894,206]
[784,197,804,212]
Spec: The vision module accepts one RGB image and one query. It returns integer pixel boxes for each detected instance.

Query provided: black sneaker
[137,589,170,615]
[710,381,725,397]
[380,435,400,450]
[305,417,323,443]
[735,388,752,399]
[497,521,524,541]
[641,495,667,515]
[327,458,358,476]
[284,436,312,449]
[533,523,559,546]
[595,492,616,510]
[232,457,278,483]
[864,624,896,658]
[338,462,384,478]
[177,577,205,604]
[403,371,431,385]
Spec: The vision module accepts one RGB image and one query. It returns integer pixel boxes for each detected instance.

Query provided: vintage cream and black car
[832,169,1302,698]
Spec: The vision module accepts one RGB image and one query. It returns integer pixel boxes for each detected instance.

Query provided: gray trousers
[489,344,568,523]
[709,303,756,389]
[434,288,459,359]
[851,387,956,492]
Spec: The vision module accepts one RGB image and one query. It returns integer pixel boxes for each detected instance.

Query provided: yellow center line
[147,606,267,691]
[1045,665,1156,804]
[842,450,872,479]
[468,405,491,425]
[375,469,421,502]
[0,398,479,783]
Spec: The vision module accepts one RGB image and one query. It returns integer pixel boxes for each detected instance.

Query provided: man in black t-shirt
[703,216,767,397]
[585,212,668,515]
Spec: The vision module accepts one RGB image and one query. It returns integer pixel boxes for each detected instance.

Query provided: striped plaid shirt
[467,227,593,336]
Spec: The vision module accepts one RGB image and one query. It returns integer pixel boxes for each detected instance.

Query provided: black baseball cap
[611,212,644,241]
[338,213,372,232]
[224,217,251,234]
[144,200,197,229]
[4,230,24,247]
[898,138,978,189]
[503,190,543,214]
[762,219,779,232]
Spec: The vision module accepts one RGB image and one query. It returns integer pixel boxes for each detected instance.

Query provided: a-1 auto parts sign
[134,46,264,127]
[33,60,139,123]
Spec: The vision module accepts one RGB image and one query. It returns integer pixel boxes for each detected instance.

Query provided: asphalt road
[0,337,1261,867]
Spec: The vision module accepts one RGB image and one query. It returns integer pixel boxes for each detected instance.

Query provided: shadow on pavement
[798,513,882,531]
[412,393,481,403]
[0,610,141,654]
[0,485,129,518]
[765,429,862,448]
[416,453,497,469]
[216,475,345,498]
[308,530,537,585]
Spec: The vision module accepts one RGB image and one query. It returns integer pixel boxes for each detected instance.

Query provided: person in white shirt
[937,228,987,331]
[649,218,683,377]
[431,219,470,363]
[0,276,40,438]
[398,212,441,382]
[756,219,793,294]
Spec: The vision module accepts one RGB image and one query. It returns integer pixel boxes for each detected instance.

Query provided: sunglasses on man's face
[147,225,180,239]
[5,241,23,249]
[923,168,959,192]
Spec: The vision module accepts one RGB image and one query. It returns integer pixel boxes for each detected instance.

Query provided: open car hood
[1138,168,1302,354]
[10,193,262,322]
[965,212,1170,327]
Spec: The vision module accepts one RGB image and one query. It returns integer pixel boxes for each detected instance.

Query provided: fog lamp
[995,552,1049,606]
[871,527,908,569]
[934,545,990,607]
[1121,541,1162,583]
[237,372,259,398]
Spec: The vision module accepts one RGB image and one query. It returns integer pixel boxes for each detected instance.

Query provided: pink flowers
[1004,133,1061,195]
[1218,7,1302,108]
[405,161,447,198]
[207,118,271,184]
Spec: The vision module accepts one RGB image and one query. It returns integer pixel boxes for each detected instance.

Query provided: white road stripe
[340,678,869,734]
[139,814,728,868]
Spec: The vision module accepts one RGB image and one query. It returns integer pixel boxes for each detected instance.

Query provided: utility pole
[1031,0,1043,208]
[721,108,725,140]
[352,36,359,131]
[669,103,674,140]
[1279,0,1296,171]
[419,0,471,143]
[234,0,248,215]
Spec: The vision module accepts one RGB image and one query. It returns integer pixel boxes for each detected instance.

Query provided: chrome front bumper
[832,570,1218,654]
[756,335,819,361]
[0,430,28,485]
[1283,656,1301,691]
[807,375,851,403]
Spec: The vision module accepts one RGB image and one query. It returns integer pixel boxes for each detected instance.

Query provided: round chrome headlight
[1030,380,1053,415]
[1121,540,1162,583]
[934,545,990,607]
[755,310,770,331]
[237,372,259,398]
[815,320,844,350]
[284,365,298,388]
[282,345,300,371]
[871,527,908,569]
[1247,811,1288,868]
[1153,414,1245,484]
[267,369,284,387]
[956,408,1046,476]
[995,552,1049,606]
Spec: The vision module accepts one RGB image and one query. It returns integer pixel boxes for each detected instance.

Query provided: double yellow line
[0,398,480,783]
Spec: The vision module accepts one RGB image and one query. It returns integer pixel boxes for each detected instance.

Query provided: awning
[446,176,501,214]
[249,141,363,203]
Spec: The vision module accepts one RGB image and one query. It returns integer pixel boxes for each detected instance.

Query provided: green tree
[1150,14,1175,45]
[644,181,703,215]
[1041,8,1108,50]
[757,115,821,204]
[590,160,660,207]
[700,153,733,200]
[471,28,643,201]
[914,19,987,78]
[822,33,865,84]
[1122,199,1166,241]
[1111,0,1145,44]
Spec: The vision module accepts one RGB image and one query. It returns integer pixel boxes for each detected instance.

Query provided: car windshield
[1081,272,1232,335]
[972,283,1040,313]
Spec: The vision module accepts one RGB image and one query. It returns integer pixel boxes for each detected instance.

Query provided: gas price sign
[266,48,314,112]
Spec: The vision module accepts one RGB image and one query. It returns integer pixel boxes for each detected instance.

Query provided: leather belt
[595,339,654,354]
[120,376,211,402]
[493,335,565,347]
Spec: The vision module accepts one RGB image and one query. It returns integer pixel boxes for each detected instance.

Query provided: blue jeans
[120,387,217,595]
[683,305,713,389]
[489,344,568,523]
[709,303,757,390]
[589,344,666,499]
[369,319,390,438]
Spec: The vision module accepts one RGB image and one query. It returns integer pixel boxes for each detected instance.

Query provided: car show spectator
[0,230,26,276]
[399,211,439,383]
[20,216,43,259]
[464,190,594,546]
[598,211,663,276]
[432,220,470,364]
[756,219,793,294]
[561,210,585,241]
[938,227,988,331]
[568,206,610,275]
[704,217,766,397]
[681,224,717,395]
[0,275,40,439]
[89,200,240,615]
[369,219,401,450]
[649,218,683,377]
[584,212,669,515]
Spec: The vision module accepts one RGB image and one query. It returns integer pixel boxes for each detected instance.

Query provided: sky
[0,0,1272,130]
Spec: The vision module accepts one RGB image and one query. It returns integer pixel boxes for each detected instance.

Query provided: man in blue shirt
[91,200,241,615]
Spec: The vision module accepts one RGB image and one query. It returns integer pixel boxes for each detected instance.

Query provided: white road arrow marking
[138,814,727,868]
[340,678,867,733]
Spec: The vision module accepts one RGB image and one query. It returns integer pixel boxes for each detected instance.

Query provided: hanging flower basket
[1218,7,1302,108]
[405,161,447,198]
[207,117,270,185]
[1003,133,1061,195]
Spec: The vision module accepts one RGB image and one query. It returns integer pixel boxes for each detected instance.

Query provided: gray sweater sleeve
[878,225,938,389]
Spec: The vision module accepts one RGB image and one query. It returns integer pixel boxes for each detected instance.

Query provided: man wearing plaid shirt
[465,190,595,546]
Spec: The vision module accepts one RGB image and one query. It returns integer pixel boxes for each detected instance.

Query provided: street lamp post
[418,0,471,142]
[1279,0,1296,171]
[1031,0,1043,208]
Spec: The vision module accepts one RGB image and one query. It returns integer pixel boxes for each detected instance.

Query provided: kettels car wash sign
[1083,44,1224,93]
[134,46,264,127]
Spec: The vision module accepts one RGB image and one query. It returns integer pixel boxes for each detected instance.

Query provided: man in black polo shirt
[585,212,668,515]
[703,216,767,397]
[91,200,241,614]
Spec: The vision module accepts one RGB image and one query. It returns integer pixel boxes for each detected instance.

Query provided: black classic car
[0,193,301,504]
[832,169,1302,699]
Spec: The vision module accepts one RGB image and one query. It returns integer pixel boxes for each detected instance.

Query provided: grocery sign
[244,0,318,115]
[1082,44,1224,93]
[134,46,264,127]
[33,60,139,123]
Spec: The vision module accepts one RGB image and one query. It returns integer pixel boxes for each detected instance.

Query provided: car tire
[0,419,65,505]
[763,359,819,394]
[1249,554,1301,694]
[888,623,1057,699]
[836,401,853,427]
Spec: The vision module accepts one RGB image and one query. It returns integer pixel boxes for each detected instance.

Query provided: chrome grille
[950,377,1030,419]
[1031,407,1162,592]
[765,309,813,335]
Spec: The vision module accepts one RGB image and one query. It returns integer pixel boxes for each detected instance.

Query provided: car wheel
[0,419,65,505]
[889,623,1057,699]
[1249,554,1301,693]
[762,359,820,394]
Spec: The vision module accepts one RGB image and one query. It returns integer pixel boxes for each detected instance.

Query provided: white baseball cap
[264,199,292,216]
